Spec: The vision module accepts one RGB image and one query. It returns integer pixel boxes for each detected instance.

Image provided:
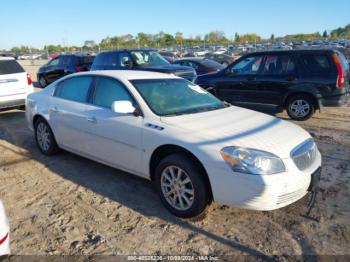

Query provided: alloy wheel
[160,165,195,211]
[290,99,310,118]
[36,122,51,152]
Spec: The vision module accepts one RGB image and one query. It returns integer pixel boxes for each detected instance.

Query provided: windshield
[130,51,169,66]
[131,79,226,116]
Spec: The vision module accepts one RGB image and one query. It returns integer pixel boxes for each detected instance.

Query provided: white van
[0,57,34,110]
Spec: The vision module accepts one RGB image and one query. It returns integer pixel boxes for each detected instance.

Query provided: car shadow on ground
[0,110,317,258]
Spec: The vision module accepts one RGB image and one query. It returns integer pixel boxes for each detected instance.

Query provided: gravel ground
[0,62,349,260]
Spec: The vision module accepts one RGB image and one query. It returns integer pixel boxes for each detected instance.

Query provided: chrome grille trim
[291,138,317,171]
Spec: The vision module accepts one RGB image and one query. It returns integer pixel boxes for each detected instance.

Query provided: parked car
[37,54,95,88]
[0,200,10,256]
[196,49,350,121]
[173,57,224,75]
[26,70,322,218]
[205,53,235,67]
[0,57,34,110]
[162,55,175,64]
[91,49,197,82]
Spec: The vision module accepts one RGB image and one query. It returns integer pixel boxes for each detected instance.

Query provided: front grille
[291,139,317,171]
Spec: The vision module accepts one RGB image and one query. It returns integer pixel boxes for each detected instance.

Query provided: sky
[1,0,350,50]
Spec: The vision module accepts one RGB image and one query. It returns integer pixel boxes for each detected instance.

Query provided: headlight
[220,146,286,175]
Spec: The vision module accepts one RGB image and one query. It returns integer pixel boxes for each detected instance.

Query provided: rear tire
[155,154,209,218]
[34,118,59,155]
[286,94,315,121]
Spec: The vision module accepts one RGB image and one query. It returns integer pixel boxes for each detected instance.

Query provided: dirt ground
[0,63,349,259]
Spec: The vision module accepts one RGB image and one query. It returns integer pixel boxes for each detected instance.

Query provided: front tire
[155,154,209,218]
[34,118,59,155]
[286,94,315,121]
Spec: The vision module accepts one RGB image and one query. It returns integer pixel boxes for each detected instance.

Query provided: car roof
[0,56,15,61]
[99,48,155,54]
[76,70,180,81]
[176,57,206,61]
[244,49,335,56]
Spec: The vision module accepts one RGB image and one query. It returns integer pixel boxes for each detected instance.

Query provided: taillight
[332,53,344,89]
[208,68,218,73]
[27,74,33,85]
[76,66,85,72]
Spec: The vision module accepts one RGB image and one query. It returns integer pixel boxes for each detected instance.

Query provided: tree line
[4,24,350,54]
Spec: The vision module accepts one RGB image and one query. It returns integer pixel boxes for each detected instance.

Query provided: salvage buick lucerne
[26,70,322,218]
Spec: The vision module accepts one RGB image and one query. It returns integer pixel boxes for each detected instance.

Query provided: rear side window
[79,56,95,65]
[54,76,93,103]
[300,55,331,74]
[92,77,133,109]
[0,60,25,75]
[93,52,119,67]
[262,55,295,75]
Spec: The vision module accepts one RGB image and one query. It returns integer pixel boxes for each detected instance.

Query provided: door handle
[246,76,256,81]
[86,117,97,123]
[286,76,297,82]
[50,106,59,113]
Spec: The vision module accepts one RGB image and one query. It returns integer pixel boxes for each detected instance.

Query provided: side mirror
[112,100,136,114]
[123,60,134,69]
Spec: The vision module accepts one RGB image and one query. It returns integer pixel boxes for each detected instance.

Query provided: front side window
[92,77,133,109]
[54,76,92,103]
[132,79,225,116]
[130,51,169,66]
[262,55,295,75]
[229,55,263,75]
[48,58,59,66]
[119,52,133,68]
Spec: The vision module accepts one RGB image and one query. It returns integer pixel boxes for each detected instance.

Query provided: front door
[214,54,264,104]
[83,76,144,175]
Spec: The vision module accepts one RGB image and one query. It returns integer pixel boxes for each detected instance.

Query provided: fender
[283,84,322,110]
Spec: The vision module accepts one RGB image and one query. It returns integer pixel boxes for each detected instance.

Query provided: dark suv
[196,49,350,120]
[91,49,197,82]
[37,54,95,88]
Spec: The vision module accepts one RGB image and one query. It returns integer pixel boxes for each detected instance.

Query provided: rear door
[255,53,298,105]
[49,76,93,153]
[0,59,27,97]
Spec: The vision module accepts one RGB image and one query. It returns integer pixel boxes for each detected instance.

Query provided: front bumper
[207,150,322,211]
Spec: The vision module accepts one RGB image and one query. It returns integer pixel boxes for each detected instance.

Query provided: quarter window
[54,76,92,103]
[92,77,133,109]
[300,55,331,74]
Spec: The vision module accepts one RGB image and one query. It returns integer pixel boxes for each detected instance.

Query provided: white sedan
[0,200,10,256]
[26,70,322,218]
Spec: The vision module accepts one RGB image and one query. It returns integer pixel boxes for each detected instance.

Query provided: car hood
[160,106,311,159]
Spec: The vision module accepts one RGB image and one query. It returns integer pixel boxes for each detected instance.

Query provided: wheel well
[284,92,319,110]
[33,114,46,127]
[149,144,213,202]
